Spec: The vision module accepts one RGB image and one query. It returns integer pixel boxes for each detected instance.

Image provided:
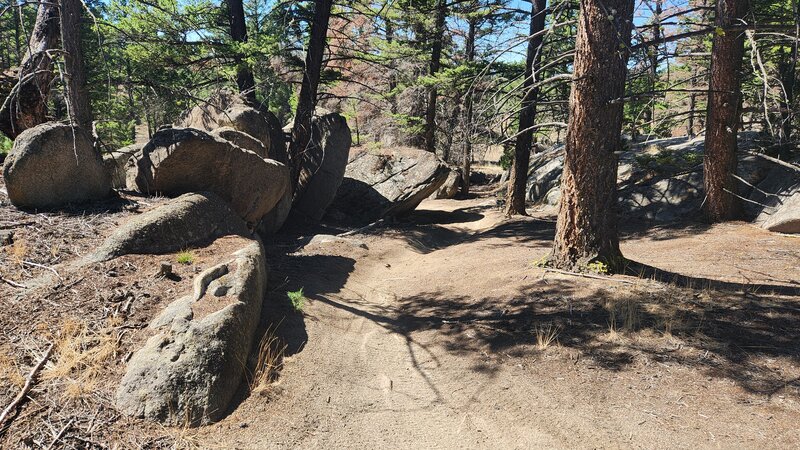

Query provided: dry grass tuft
[534,323,560,350]
[606,294,642,334]
[250,324,287,393]
[0,345,25,388]
[7,238,28,265]
[43,317,121,400]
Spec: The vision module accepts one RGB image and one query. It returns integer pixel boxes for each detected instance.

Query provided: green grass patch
[287,288,307,311]
[176,251,195,265]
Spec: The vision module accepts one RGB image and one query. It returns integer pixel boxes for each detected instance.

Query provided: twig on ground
[0,221,35,229]
[543,268,637,285]
[22,260,62,281]
[338,219,385,237]
[45,417,74,450]
[0,343,55,427]
[0,276,27,289]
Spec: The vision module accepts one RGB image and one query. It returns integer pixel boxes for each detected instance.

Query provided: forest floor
[1,183,800,448]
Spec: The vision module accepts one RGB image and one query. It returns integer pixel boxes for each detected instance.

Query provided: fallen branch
[0,343,55,427]
[543,268,637,285]
[745,150,800,173]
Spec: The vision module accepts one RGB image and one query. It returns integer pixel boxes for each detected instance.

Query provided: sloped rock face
[291,113,352,221]
[104,143,144,189]
[127,128,289,225]
[3,122,111,209]
[211,127,267,158]
[92,192,250,261]
[115,236,267,426]
[761,187,800,233]
[329,147,449,223]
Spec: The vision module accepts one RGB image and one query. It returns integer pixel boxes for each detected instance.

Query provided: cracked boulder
[115,235,267,426]
[127,128,290,226]
[328,147,449,224]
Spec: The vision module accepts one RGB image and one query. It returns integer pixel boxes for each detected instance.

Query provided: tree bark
[60,0,92,131]
[288,0,333,190]
[504,0,547,216]
[703,0,748,222]
[0,1,59,139]
[423,0,447,153]
[227,0,256,103]
[550,0,634,271]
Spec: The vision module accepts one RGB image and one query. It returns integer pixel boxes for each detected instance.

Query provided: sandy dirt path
[196,197,800,449]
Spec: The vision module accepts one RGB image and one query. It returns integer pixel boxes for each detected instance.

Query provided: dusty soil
[2,179,800,448]
[196,197,800,449]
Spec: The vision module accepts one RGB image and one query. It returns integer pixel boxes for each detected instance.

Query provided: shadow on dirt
[316,277,800,397]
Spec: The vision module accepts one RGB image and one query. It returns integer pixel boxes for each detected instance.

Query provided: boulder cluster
[0,91,452,427]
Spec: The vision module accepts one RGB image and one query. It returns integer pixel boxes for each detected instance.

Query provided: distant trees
[550,0,634,271]
[505,0,547,216]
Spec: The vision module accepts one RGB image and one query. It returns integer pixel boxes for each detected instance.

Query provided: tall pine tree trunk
[550,0,634,271]
[461,15,477,196]
[60,0,92,131]
[0,1,59,138]
[228,0,256,103]
[423,0,447,153]
[288,0,333,189]
[703,0,748,222]
[505,0,547,216]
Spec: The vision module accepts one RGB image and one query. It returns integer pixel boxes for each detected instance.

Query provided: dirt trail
[197,196,800,449]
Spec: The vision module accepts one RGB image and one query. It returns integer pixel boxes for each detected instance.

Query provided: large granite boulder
[329,147,449,223]
[3,122,111,209]
[116,236,267,426]
[127,128,289,225]
[104,143,144,189]
[432,167,462,199]
[291,113,352,221]
[92,192,250,262]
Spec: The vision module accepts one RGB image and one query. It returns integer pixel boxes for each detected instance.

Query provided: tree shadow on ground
[314,278,800,398]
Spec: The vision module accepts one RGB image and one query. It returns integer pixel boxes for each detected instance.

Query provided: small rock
[158,262,173,278]
[0,230,13,246]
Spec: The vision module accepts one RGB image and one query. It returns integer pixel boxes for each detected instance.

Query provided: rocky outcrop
[104,143,144,189]
[525,135,789,222]
[92,192,250,262]
[257,187,292,235]
[3,122,111,209]
[174,91,275,156]
[115,236,267,426]
[127,128,289,225]
[211,127,267,158]
[329,147,449,223]
[291,113,352,221]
